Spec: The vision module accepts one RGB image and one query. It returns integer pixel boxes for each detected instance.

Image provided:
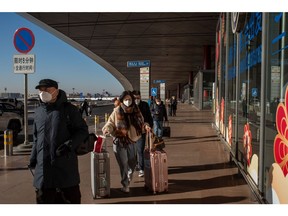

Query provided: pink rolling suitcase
[144,132,168,194]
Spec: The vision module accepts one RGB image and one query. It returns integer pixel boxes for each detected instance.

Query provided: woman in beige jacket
[102,90,151,193]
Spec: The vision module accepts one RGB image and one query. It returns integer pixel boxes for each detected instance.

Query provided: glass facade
[215,12,288,204]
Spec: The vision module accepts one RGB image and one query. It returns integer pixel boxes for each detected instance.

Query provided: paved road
[0,104,114,150]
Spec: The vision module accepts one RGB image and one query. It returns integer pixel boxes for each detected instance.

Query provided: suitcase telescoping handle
[145,131,153,151]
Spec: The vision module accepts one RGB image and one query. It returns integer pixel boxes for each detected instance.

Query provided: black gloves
[56,142,72,157]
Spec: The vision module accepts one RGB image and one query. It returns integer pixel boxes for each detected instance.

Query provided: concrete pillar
[177,83,181,100]
[167,90,171,99]
[203,45,211,70]
[189,71,194,85]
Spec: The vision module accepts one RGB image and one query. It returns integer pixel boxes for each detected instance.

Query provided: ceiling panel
[27,12,219,95]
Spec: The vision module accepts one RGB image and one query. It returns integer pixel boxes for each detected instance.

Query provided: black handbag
[153,136,165,151]
[162,121,171,137]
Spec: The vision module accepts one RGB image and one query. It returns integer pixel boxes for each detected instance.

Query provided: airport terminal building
[214,12,288,204]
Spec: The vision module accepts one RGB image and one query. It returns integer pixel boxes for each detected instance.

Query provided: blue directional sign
[153,80,165,84]
[13,27,35,54]
[127,60,150,68]
[252,88,258,97]
[151,88,157,97]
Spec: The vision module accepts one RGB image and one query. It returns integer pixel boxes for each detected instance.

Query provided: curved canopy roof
[20,12,219,95]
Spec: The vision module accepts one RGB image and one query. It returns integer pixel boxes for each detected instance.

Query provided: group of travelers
[28,78,178,203]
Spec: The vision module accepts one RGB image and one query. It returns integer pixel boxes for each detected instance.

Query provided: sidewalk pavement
[0,103,258,204]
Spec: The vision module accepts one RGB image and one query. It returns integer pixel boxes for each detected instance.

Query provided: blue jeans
[136,134,146,171]
[153,120,163,138]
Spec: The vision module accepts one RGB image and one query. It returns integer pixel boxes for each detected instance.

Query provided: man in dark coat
[80,99,89,116]
[132,90,153,177]
[29,79,89,204]
[170,96,177,116]
[151,97,168,138]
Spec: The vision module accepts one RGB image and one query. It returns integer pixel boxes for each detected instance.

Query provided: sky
[0,12,125,96]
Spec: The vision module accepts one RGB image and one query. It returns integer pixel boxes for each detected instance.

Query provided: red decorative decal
[228,115,232,145]
[221,98,224,123]
[243,123,252,165]
[274,87,288,176]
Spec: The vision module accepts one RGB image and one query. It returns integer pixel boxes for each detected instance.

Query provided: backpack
[63,102,96,156]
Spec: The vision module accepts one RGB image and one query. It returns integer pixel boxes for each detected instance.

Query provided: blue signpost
[151,88,157,97]
[252,88,258,97]
[13,27,35,149]
[13,27,35,54]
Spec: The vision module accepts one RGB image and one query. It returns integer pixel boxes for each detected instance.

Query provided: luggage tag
[93,135,106,153]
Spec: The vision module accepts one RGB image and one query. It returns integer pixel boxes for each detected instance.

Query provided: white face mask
[123,100,132,107]
[39,91,52,103]
[135,99,140,105]
[156,102,161,105]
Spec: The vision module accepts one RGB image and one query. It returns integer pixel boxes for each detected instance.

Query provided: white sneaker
[138,170,144,177]
[121,186,130,193]
[128,169,133,182]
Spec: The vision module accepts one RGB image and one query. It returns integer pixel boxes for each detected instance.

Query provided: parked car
[0,98,24,109]
[0,102,24,139]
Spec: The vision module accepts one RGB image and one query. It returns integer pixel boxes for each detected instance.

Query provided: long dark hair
[118,90,143,135]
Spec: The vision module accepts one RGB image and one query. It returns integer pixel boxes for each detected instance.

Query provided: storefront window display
[265,13,288,204]
[220,13,226,135]
[237,13,262,185]
[227,28,237,151]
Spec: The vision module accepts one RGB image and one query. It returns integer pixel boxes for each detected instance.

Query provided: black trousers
[36,185,81,204]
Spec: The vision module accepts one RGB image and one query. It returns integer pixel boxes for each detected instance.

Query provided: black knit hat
[35,79,58,89]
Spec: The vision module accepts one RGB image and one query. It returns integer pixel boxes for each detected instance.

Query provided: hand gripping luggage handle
[102,134,107,151]
[96,134,107,151]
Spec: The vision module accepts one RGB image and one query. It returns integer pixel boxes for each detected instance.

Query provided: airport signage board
[160,83,165,101]
[153,80,165,84]
[13,54,35,74]
[252,88,258,97]
[140,67,150,101]
[127,60,150,68]
[151,88,157,97]
[13,27,35,54]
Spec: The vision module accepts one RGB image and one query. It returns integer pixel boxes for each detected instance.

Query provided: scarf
[114,104,144,146]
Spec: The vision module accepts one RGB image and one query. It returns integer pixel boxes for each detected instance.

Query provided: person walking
[132,90,153,177]
[80,99,89,117]
[166,98,172,116]
[151,97,168,139]
[102,90,151,193]
[170,96,178,116]
[28,79,89,204]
